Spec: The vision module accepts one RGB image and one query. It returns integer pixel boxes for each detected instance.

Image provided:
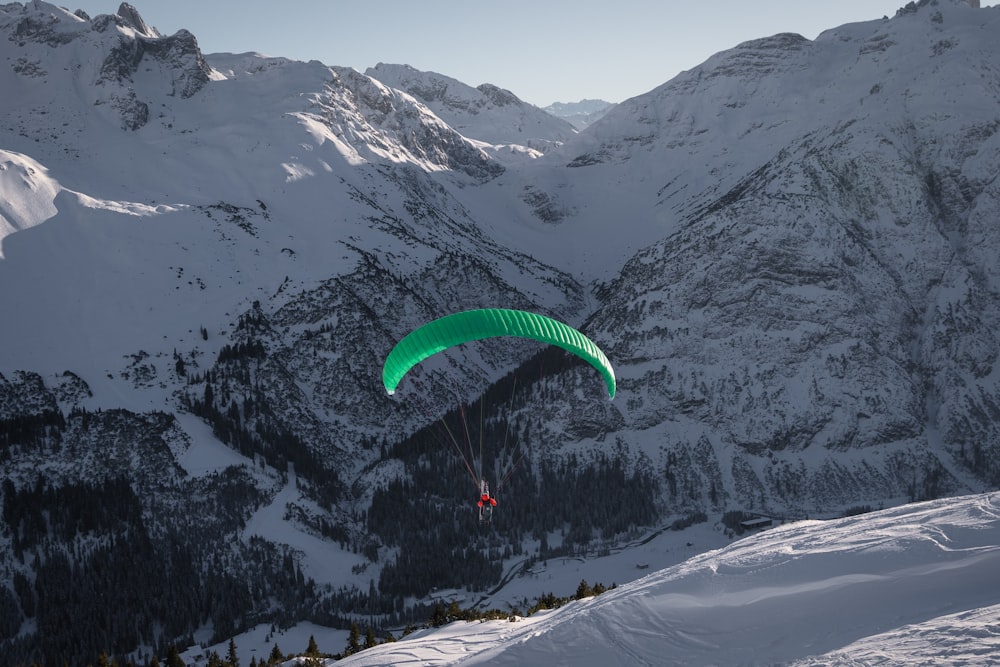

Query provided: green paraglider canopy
[382,308,616,398]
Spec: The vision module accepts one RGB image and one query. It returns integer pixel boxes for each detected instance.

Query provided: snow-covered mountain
[364,62,578,160]
[1,0,999,663]
[544,99,615,129]
[570,1,1000,511]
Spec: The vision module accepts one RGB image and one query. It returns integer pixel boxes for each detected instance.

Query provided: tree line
[25,576,619,667]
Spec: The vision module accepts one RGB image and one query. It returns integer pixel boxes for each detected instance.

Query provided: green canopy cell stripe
[382,308,616,398]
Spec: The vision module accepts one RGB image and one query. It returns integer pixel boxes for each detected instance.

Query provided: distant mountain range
[1,0,998,663]
[544,99,616,129]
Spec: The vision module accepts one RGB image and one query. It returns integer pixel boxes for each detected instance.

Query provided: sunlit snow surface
[322,493,1000,666]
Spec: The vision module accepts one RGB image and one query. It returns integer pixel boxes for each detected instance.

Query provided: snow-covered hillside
[333,492,1000,666]
[193,492,997,666]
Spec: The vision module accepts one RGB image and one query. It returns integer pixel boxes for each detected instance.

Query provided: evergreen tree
[165,645,186,667]
[306,634,320,657]
[364,626,377,650]
[226,638,239,667]
[345,623,361,656]
[431,603,447,627]
[149,655,161,667]
[267,643,283,666]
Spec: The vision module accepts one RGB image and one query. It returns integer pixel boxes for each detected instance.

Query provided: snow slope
[330,492,1000,666]
[365,63,577,153]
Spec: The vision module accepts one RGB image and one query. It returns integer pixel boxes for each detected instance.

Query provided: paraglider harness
[477,479,498,523]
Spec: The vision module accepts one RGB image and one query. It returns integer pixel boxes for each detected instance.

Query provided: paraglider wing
[382,308,616,398]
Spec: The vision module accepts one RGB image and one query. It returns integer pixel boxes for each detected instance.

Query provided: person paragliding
[477,479,497,523]
[382,308,615,525]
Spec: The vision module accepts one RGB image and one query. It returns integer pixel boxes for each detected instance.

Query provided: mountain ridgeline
[1,0,999,662]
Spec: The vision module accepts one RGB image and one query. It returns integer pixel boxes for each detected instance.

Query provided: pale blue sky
[66,1,987,106]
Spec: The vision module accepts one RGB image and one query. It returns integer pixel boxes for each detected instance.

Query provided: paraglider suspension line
[406,377,482,489]
[441,409,482,489]
[458,402,483,484]
[495,377,527,493]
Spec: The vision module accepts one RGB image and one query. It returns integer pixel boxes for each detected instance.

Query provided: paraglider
[382,308,616,399]
[382,308,616,523]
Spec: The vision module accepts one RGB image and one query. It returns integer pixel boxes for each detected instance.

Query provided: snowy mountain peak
[1,0,213,131]
[474,82,519,107]
[902,0,982,13]
[115,1,158,38]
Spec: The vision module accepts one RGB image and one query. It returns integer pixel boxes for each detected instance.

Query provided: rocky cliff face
[3,2,212,130]
[563,0,1000,508]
